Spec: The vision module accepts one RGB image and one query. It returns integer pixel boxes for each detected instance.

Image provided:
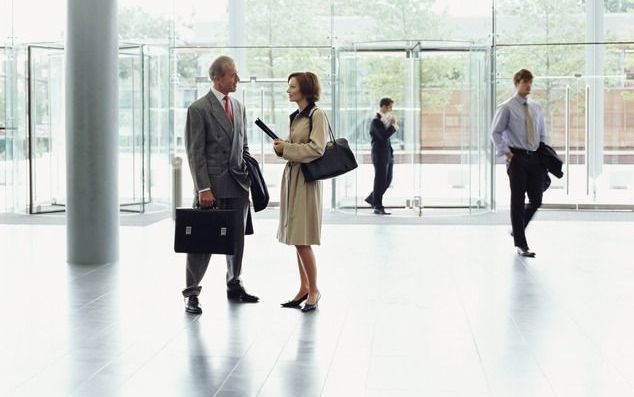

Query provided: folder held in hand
[254,118,280,140]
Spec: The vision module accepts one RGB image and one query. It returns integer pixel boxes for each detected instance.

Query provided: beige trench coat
[277,104,328,245]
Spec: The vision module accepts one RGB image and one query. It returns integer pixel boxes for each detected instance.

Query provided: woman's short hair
[513,69,534,86]
[287,72,321,103]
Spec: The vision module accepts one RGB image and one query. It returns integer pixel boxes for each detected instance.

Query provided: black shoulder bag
[300,109,358,182]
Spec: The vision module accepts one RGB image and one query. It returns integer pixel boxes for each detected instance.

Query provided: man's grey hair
[208,55,235,81]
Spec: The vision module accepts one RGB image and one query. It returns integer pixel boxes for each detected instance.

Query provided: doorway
[336,40,492,215]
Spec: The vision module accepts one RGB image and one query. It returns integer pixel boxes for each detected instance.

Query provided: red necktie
[224,96,233,122]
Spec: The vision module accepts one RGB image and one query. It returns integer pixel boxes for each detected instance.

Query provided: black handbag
[301,110,358,182]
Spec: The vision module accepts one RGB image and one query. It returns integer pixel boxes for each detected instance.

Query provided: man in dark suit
[365,97,398,215]
[182,55,258,314]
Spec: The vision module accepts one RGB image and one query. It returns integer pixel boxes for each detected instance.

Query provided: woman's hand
[273,139,285,156]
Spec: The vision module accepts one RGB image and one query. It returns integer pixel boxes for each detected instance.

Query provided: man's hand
[505,151,514,162]
[390,115,398,125]
[273,139,285,156]
[199,190,216,208]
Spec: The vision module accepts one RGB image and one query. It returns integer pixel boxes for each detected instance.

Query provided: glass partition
[495,43,634,209]
[27,45,65,214]
[145,45,171,208]
[0,47,7,212]
[336,41,492,215]
[119,45,149,212]
[25,44,165,214]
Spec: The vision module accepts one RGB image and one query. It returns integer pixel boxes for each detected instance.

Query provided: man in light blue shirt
[491,69,547,257]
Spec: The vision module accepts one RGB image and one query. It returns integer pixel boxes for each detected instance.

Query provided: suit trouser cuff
[182,286,202,298]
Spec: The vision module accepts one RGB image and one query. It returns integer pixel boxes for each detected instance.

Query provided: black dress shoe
[281,293,308,308]
[227,286,259,303]
[301,293,321,312]
[517,247,536,257]
[185,296,202,314]
[373,207,391,215]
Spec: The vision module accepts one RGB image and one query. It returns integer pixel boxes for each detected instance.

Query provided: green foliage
[118,6,172,42]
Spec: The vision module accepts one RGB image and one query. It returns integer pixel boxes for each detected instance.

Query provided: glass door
[336,42,420,212]
[336,41,491,214]
[27,45,65,214]
[119,45,149,212]
[417,47,490,211]
[144,45,171,209]
[27,44,158,214]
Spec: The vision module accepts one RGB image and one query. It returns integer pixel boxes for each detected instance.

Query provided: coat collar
[289,101,317,124]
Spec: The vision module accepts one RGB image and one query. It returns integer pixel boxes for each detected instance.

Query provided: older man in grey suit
[183,55,258,314]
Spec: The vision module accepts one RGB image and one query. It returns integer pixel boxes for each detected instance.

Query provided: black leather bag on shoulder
[301,110,358,182]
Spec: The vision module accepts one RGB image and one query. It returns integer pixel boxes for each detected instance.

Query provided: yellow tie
[524,102,534,146]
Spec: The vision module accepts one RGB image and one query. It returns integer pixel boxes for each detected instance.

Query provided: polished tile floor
[1,211,634,396]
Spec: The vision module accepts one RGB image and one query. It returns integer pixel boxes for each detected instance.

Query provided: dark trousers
[368,157,393,209]
[182,195,249,298]
[507,149,545,250]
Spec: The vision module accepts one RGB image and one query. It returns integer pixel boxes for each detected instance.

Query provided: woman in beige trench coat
[273,72,328,312]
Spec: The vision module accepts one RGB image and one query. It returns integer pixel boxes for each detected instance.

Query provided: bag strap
[308,106,335,142]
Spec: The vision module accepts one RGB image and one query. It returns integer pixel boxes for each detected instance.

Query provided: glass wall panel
[604,1,634,42]
[118,0,173,43]
[332,1,492,45]
[119,46,147,212]
[244,0,332,47]
[27,45,65,214]
[1,47,7,211]
[495,0,586,45]
[495,43,634,208]
[23,44,163,214]
[146,45,171,207]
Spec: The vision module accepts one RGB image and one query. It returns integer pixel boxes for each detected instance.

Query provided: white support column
[65,0,119,264]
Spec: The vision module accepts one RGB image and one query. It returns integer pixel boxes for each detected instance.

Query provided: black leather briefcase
[174,208,240,254]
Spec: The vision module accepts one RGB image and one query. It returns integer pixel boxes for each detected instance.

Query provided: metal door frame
[27,44,65,214]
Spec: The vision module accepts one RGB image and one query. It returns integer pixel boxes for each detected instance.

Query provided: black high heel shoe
[280,293,308,308]
[301,292,321,312]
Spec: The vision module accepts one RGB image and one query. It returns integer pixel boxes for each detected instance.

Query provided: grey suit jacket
[185,90,251,198]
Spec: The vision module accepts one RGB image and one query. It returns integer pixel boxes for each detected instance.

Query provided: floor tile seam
[66,261,118,283]
[564,314,634,393]
[448,260,496,397]
[2,346,86,397]
[111,316,202,393]
[209,338,262,397]
[318,307,352,396]
[520,262,634,393]
[363,313,381,396]
[207,310,299,397]
[507,297,560,397]
[250,315,306,397]
[61,325,188,397]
